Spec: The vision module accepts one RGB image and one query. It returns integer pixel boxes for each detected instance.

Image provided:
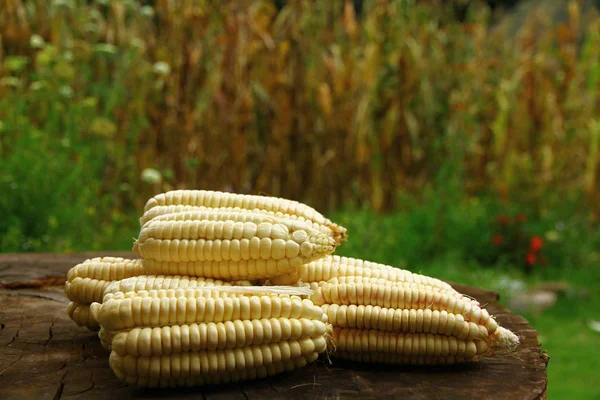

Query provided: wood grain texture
[0,252,548,399]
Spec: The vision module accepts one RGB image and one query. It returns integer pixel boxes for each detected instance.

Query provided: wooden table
[0,253,549,399]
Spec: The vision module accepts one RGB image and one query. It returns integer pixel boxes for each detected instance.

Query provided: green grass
[331,207,600,400]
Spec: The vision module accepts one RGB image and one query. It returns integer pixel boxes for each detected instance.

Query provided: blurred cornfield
[1,0,600,250]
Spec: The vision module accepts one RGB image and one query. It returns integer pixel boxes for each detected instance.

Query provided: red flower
[496,215,511,226]
[516,214,527,223]
[525,252,537,265]
[530,236,543,253]
[491,235,504,246]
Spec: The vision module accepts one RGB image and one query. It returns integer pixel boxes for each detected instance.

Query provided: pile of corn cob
[65,190,519,387]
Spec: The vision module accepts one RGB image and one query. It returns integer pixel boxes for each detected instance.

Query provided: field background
[1,0,599,397]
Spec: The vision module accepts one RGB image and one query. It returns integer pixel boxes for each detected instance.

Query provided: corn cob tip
[132,239,140,255]
[324,323,336,359]
[492,326,520,353]
[330,224,348,244]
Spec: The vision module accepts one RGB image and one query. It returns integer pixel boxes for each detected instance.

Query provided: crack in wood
[52,371,68,400]
[4,324,20,348]
[0,350,24,376]
[79,343,88,363]
[4,292,68,304]
[0,275,66,289]
[43,320,54,351]
[70,371,95,395]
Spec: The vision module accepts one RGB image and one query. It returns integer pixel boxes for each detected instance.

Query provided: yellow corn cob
[67,257,143,282]
[143,190,347,243]
[92,289,324,331]
[110,337,326,380]
[114,353,319,388]
[134,216,335,272]
[142,259,307,281]
[317,278,477,304]
[140,207,344,245]
[101,287,312,301]
[111,318,328,356]
[65,258,144,330]
[270,255,454,290]
[332,328,489,364]
[67,302,100,331]
[65,277,112,304]
[311,282,498,333]
[103,275,253,299]
[321,304,488,340]
[94,285,329,387]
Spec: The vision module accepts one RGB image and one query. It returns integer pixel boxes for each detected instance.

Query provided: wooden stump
[0,253,549,399]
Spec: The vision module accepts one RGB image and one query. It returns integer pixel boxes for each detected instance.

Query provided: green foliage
[2,0,600,220]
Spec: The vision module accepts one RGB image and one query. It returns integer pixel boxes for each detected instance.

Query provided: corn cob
[270,255,454,291]
[65,277,112,304]
[311,282,497,333]
[67,257,144,282]
[112,353,319,388]
[110,337,326,379]
[143,190,347,243]
[94,290,323,331]
[134,214,334,271]
[313,276,518,364]
[67,302,100,331]
[103,275,253,299]
[65,258,144,330]
[140,207,344,246]
[321,304,487,340]
[92,285,329,387]
[142,259,310,281]
[111,318,328,356]
[316,278,477,304]
[332,328,489,364]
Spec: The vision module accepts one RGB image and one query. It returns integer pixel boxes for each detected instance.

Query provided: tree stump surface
[0,252,549,399]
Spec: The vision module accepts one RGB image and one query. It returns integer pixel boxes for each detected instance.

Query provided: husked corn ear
[93,292,325,331]
[321,304,488,340]
[110,337,327,380]
[270,256,454,290]
[102,287,312,302]
[143,259,307,281]
[114,353,319,388]
[103,275,252,298]
[144,190,347,244]
[311,282,498,334]
[65,277,112,303]
[140,205,205,226]
[67,257,144,282]
[321,277,477,304]
[67,302,100,331]
[141,207,342,245]
[111,318,328,356]
[332,328,488,364]
[135,216,334,270]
